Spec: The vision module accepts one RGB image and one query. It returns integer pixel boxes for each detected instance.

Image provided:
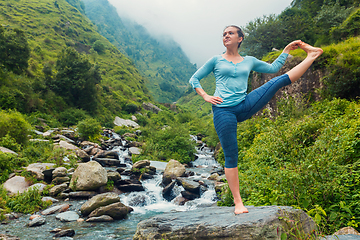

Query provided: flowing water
[0,136,222,239]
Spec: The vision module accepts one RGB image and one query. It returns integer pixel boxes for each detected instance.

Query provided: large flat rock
[133,206,316,240]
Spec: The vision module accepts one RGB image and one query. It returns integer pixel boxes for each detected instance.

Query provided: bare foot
[234,204,249,215]
[300,43,323,59]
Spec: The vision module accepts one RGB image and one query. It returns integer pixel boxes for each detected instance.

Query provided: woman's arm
[252,40,302,73]
[195,87,223,105]
[189,56,216,90]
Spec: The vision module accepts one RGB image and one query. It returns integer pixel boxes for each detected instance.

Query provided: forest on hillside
[82,0,197,103]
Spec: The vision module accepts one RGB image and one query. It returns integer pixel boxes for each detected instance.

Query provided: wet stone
[86,215,114,222]
[56,211,79,222]
[28,216,46,227]
[68,191,97,199]
[53,229,75,238]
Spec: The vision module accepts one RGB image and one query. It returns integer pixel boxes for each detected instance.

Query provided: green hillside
[0,0,151,126]
[82,0,197,103]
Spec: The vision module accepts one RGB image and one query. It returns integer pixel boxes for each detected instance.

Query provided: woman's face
[223,27,243,48]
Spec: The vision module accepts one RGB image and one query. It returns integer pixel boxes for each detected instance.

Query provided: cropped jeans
[212,74,291,168]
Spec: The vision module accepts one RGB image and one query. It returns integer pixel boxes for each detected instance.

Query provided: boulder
[70,161,107,191]
[25,163,56,181]
[133,206,316,240]
[142,102,162,114]
[88,202,133,220]
[132,160,150,170]
[76,149,90,162]
[42,196,59,203]
[177,178,200,194]
[162,181,176,196]
[52,176,70,185]
[52,167,67,178]
[27,183,47,193]
[68,191,97,199]
[86,215,114,222]
[56,211,79,222]
[3,176,31,195]
[0,146,18,155]
[28,216,46,227]
[129,147,142,155]
[80,192,120,216]
[208,173,220,181]
[42,204,71,215]
[321,235,360,240]
[116,179,144,192]
[49,183,68,197]
[93,158,121,167]
[163,159,186,180]
[55,140,80,151]
[107,171,121,183]
[114,116,139,128]
[53,229,75,238]
[181,190,200,200]
[334,227,360,235]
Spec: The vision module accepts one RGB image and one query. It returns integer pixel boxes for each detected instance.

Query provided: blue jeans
[212,74,291,168]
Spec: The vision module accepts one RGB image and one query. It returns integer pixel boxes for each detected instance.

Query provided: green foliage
[331,8,360,42]
[124,102,138,114]
[314,1,354,45]
[0,26,30,74]
[320,37,360,100]
[0,134,22,153]
[0,110,31,145]
[93,40,106,53]
[83,0,197,103]
[0,152,21,184]
[105,180,114,191]
[58,108,89,126]
[217,98,360,234]
[6,187,51,214]
[0,0,152,122]
[77,118,102,141]
[141,124,196,164]
[47,47,101,112]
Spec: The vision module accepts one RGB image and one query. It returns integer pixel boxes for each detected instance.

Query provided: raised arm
[252,40,302,73]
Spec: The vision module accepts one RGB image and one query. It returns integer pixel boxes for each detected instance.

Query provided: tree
[46,47,101,112]
[93,40,106,53]
[0,26,30,74]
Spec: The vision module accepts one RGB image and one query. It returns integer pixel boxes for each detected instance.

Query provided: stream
[0,135,223,239]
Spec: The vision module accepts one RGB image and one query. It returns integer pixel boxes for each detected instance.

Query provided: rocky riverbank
[1,117,360,239]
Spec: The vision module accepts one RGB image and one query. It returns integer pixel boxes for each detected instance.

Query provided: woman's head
[223,25,244,49]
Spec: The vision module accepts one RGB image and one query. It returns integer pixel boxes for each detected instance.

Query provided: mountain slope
[82,0,197,103]
[0,0,151,124]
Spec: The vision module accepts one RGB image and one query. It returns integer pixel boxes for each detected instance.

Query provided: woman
[189,25,323,214]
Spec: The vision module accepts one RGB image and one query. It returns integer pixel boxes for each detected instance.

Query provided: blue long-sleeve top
[189,53,288,107]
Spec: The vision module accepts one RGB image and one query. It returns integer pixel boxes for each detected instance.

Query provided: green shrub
[0,152,23,184]
[77,118,102,141]
[331,8,360,42]
[0,110,31,145]
[141,125,195,164]
[6,187,51,214]
[217,98,360,234]
[124,102,138,114]
[58,108,89,126]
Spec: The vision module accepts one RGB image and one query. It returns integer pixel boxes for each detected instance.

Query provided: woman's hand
[203,94,223,105]
[283,40,303,54]
[195,88,223,105]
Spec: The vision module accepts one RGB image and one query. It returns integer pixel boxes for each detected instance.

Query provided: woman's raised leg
[287,43,323,83]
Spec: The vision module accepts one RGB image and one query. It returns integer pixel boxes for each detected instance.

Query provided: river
[0,135,222,239]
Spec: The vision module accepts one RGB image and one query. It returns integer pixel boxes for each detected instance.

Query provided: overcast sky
[108,0,293,66]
